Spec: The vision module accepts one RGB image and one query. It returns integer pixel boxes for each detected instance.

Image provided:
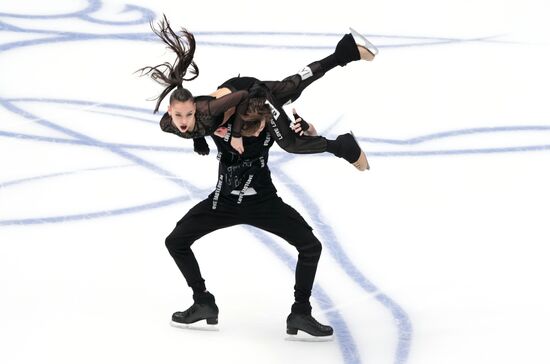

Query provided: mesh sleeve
[207,90,249,137]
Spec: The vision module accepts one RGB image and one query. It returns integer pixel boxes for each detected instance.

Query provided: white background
[1,0,550,363]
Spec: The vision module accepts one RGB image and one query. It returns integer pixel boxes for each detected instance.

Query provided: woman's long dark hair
[138,15,198,113]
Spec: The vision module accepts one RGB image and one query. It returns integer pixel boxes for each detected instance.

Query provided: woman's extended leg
[258,32,371,170]
[219,33,371,170]
[263,32,368,105]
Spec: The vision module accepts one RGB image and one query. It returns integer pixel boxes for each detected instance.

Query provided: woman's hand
[193,137,210,155]
[231,136,244,154]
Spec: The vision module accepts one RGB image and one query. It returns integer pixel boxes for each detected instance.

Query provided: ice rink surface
[1,1,550,363]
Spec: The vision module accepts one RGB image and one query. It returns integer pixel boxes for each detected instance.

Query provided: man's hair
[240,97,271,136]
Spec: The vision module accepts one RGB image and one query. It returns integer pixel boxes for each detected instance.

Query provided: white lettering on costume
[264,100,280,120]
[265,100,283,140]
[212,174,224,209]
[223,124,232,142]
[237,175,254,204]
[299,66,313,80]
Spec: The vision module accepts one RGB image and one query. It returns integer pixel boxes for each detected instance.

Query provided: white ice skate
[349,27,379,60]
[350,131,370,171]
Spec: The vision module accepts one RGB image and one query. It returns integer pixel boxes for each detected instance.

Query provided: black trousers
[165,193,323,304]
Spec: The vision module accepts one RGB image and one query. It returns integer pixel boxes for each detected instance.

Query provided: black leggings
[165,194,323,304]
[220,55,341,154]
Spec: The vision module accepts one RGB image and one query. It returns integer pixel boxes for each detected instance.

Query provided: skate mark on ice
[0,4,536,364]
[358,126,550,156]
[0,0,154,25]
[2,96,549,230]
[272,164,412,364]
[3,98,550,158]
[0,9,368,361]
[247,228,362,364]
[0,98,205,226]
[0,95,365,363]
[0,0,514,54]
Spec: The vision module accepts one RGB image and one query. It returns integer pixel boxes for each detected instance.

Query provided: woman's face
[168,100,196,133]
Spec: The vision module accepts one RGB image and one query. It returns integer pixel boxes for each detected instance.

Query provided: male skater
[164,110,333,338]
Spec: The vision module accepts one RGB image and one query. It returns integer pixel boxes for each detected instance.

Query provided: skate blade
[349,27,379,57]
[285,331,334,342]
[170,320,219,331]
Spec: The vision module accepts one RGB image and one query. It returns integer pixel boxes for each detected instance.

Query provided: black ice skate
[349,27,379,60]
[170,301,219,331]
[286,312,334,341]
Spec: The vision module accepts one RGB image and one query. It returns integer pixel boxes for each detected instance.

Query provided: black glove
[292,110,310,132]
[193,137,210,156]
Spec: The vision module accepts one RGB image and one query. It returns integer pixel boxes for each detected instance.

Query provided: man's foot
[171,291,219,329]
[171,301,219,328]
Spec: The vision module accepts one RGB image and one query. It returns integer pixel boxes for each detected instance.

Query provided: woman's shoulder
[194,95,215,113]
[195,95,215,103]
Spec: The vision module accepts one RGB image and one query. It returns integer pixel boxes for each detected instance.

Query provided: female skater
[139,15,377,171]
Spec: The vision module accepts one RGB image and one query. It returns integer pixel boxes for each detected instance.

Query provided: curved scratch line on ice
[0,0,154,25]
[0,89,361,364]
[359,126,550,145]
[0,6,528,363]
[0,164,133,188]
[0,98,200,196]
[0,196,192,226]
[271,163,413,364]
[0,97,363,363]
[0,1,509,53]
[0,117,363,364]
[246,228,362,364]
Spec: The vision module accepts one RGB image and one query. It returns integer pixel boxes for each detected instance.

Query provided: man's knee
[164,234,177,253]
[165,233,192,255]
[298,240,322,263]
